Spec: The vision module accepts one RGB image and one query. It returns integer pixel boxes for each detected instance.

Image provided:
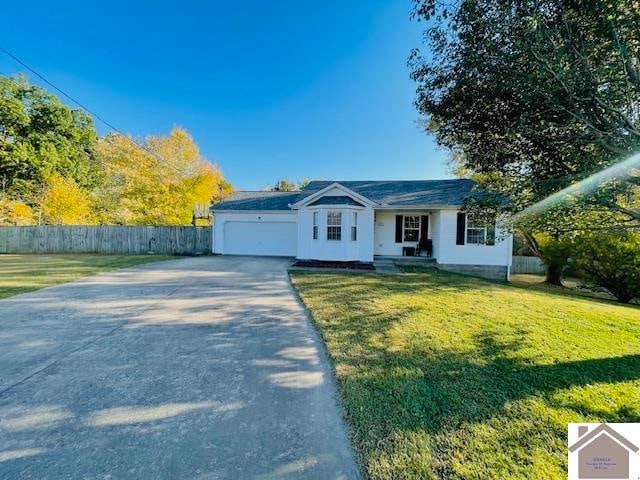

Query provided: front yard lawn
[290,269,640,480]
[0,254,174,299]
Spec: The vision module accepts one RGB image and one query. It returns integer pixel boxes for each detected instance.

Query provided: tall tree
[0,75,99,196]
[411,0,640,283]
[95,128,229,225]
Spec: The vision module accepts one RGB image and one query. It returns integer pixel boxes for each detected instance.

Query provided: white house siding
[373,211,432,256]
[297,206,374,262]
[211,206,511,280]
[430,210,441,259]
[433,209,513,281]
[435,209,511,266]
[212,212,297,256]
[372,209,512,280]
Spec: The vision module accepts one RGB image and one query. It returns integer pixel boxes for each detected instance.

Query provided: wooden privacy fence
[511,255,546,274]
[0,226,211,255]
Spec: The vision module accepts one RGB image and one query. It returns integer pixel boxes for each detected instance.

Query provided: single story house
[211,179,513,280]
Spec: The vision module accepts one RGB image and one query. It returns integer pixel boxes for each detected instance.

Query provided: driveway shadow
[0,256,359,479]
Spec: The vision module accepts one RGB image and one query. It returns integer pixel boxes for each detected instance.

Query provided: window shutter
[395,215,403,243]
[420,215,428,240]
[456,212,466,245]
[486,223,496,245]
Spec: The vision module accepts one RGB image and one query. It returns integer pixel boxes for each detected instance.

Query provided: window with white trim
[312,211,318,240]
[351,212,357,241]
[327,211,341,240]
[466,222,487,244]
[403,216,420,242]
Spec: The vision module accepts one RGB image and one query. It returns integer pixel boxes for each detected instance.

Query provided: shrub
[573,231,640,303]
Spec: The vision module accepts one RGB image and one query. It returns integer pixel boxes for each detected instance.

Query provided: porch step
[394,258,437,265]
[373,258,437,274]
[373,259,395,265]
[372,260,402,274]
[375,256,437,264]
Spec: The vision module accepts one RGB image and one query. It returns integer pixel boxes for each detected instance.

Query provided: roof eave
[211,209,295,213]
[307,204,366,209]
[373,204,462,210]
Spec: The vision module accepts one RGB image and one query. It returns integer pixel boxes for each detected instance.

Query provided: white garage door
[223,221,297,256]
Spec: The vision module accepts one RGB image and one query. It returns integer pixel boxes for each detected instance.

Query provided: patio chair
[416,237,433,257]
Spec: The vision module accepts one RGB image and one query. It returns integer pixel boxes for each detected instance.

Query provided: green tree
[531,232,573,286]
[95,128,230,225]
[297,178,310,190]
[0,74,99,196]
[411,0,640,284]
[573,230,640,303]
[271,178,310,191]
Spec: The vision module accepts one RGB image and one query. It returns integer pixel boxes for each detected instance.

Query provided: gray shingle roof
[211,179,477,211]
[211,191,300,211]
[302,179,476,207]
[309,195,364,207]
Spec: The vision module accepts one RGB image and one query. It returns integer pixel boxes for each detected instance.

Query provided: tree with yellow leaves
[0,196,36,225]
[38,173,94,225]
[94,128,229,225]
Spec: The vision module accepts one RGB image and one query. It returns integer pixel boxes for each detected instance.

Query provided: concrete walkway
[0,256,359,479]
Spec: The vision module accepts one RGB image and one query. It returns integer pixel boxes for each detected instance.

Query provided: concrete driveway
[0,256,359,479]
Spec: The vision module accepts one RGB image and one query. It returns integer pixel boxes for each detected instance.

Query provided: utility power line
[0,46,170,165]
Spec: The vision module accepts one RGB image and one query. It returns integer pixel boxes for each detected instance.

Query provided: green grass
[290,269,640,480]
[0,254,175,299]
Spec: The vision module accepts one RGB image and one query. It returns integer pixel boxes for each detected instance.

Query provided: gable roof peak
[292,181,377,208]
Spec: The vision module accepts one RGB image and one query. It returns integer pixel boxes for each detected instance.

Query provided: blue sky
[0,0,450,190]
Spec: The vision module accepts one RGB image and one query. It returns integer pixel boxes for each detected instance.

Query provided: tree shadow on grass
[291,271,640,477]
[337,329,640,477]
[342,329,640,429]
